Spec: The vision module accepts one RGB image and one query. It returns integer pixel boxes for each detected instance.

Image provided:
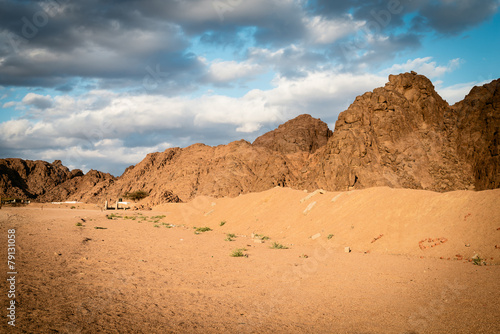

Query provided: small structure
[103,199,130,210]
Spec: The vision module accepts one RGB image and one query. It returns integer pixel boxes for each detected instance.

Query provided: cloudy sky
[1,0,499,175]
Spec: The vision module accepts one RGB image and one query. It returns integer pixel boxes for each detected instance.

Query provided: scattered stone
[300,189,326,203]
[418,237,448,250]
[303,201,317,215]
[371,234,384,243]
[345,247,351,253]
[311,233,321,240]
[331,194,342,202]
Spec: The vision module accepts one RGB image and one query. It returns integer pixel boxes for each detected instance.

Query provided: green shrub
[230,248,247,257]
[195,227,212,233]
[270,242,288,249]
[220,221,226,226]
[123,190,149,201]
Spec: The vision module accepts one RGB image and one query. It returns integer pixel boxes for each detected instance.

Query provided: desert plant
[220,221,226,226]
[327,234,334,240]
[254,234,270,240]
[70,206,76,209]
[195,227,212,233]
[94,227,107,230]
[270,242,288,249]
[473,256,483,266]
[230,248,247,257]
[153,224,160,228]
[123,190,149,201]
[75,222,83,227]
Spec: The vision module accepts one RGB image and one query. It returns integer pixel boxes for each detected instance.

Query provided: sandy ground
[1,187,499,333]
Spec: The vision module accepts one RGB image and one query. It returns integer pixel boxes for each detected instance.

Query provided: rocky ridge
[1,72,498,206]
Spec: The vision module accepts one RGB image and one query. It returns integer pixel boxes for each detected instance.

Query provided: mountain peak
[253,114,332,154]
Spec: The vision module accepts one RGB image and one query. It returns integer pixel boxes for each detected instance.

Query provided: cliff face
[1,73,498,205]
[453,79,500,190]
[311,72,475,192]
[0,159,77,199]
[36,170,116,203]
[253,114,332,154]
[100,140,302,203]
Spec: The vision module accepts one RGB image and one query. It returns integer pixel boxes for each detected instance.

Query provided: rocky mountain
[253,114,332,154]
[1,72,498,206]
[0,159,80,199]
[310,72,476,192]
[36,169,116,203]
[0,158,116,202]
[453,78,500,190]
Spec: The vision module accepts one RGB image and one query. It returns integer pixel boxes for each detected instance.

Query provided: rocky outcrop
[454,79,500,190]
[101,140,302,203]
[311,72,475,191]
[37,169,116,203]
[0,159,77,199]
[253,114,332,154]
[1,73,498,204]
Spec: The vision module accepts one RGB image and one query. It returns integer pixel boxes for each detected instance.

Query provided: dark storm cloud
[333,32,421,70]
[248,46,329,79]
[0,0,204,89]
[313,0,499,34]
[0,0,498,90]
[417,0,500,34]
[0,0,306,89]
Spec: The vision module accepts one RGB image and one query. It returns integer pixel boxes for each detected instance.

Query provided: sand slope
[155,186,500,264]
[1,186,499,333]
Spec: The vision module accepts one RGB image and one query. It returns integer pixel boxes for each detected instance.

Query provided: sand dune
[1,186,499,333]
[155,186,500,264]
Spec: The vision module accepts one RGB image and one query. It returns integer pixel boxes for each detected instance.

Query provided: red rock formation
[454,79,500,190]
[311,72,475,191]
[0,159,76,199]
[1,73,498,204]
[253,114,332,154]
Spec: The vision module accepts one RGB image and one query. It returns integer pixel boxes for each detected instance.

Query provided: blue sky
[1,0,499,175]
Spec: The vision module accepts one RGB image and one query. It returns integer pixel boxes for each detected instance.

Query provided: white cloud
[382,57,463,79]
[0,70,390,174]
[2,101,17,108]
[436,79,492,105]
[305,15,364,45]
[206,60,266,84]
[22,93,54,109]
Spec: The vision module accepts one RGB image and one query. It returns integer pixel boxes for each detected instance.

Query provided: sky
[1,0,499,176]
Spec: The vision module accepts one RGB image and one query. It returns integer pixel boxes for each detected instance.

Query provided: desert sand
[1,187,499,333]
